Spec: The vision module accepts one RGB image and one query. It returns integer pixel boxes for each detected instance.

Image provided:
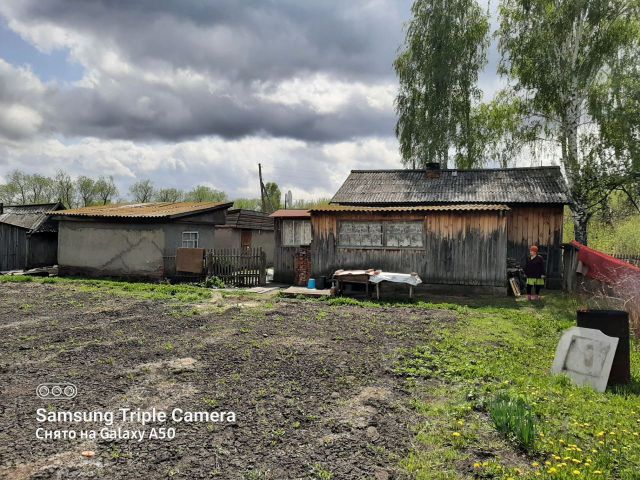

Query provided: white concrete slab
[551,327,619,392]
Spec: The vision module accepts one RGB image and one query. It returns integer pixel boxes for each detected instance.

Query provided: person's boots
[527,294,532,301]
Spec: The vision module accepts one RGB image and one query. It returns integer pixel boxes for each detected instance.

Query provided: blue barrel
[307,278,316,289]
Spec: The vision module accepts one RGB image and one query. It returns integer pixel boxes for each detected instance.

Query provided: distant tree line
[0,170,118,208]
[0,169,330,212]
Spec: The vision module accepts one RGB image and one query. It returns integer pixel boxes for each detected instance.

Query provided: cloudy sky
[0,0,503,201]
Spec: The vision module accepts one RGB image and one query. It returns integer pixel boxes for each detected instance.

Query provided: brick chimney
[425,162,441,178]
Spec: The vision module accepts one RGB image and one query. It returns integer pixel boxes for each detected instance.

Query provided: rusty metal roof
[0,202,64,233]
[53,201,233,219]
[331,167,569,205]
[311,204,510,213]
[224,209,274,230]
[269,209,311,218]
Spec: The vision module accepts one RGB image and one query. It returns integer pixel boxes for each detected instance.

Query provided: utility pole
[258,163,266,213]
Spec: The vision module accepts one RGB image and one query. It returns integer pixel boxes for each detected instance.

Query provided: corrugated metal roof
[0,203,64,232]
[269,209,311,218]
[224,209,274,230]
[331,167,569,205]
[53,201,232,219]
[311,204,510,213]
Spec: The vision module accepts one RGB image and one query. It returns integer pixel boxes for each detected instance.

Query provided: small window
[386,222,423,247]
[338,221,423,248]
[182,231,199,248]
[282,220,311,246]
[338,221,383,247]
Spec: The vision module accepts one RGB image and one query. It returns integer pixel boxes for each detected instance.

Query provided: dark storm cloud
[0,0,410,142]
[8,0,410,83]
[42,78,395,142]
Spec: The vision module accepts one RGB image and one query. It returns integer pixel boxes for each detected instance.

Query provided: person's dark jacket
[524,255,545,278]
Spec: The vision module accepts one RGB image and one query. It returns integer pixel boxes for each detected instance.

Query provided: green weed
[489,393,536,451]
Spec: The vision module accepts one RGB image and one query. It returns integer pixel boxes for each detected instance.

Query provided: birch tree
[395,0,490,168]
[498,0,640,244]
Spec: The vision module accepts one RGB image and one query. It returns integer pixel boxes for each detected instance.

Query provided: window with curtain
[338,221,423,248]
[281,220,312,246]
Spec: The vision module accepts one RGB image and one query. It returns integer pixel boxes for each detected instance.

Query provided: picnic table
[332,269,373,296]
[333,269,422,299]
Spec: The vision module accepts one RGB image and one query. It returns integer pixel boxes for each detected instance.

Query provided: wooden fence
[206,248,267,287]
[609,253,640,267]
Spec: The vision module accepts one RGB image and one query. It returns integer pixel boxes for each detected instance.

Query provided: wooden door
[241,230,252,251]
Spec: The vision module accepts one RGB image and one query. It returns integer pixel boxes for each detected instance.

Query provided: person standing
[524,245,545,300]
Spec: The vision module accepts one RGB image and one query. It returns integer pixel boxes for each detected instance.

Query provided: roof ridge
[350,166,562,173]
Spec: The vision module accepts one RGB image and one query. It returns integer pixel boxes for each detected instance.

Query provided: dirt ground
[0,282,455,479]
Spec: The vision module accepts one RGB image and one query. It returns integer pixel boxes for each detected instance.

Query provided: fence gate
[206,247,267,286]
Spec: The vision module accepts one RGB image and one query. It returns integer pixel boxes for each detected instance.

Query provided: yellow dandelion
[473,463,481,469]
[596,431,605,437]
[532,462,539,467]
[594,471,603,475]
[548,467,558,474]
[571,459,581,464]
[572,470,581,476]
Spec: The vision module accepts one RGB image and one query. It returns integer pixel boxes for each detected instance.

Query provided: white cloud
[0,135,402,200]
[256,74,395,114]
[0,104,42,139]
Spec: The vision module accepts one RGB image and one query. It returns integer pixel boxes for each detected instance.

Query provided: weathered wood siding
[506,205,564,287]
[0,223,27,271]
[273,218,296,283]
[311,211,508,287]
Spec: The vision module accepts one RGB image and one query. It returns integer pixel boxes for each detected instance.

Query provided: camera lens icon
[37,383,77,400]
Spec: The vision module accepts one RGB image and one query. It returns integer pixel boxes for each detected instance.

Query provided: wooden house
[0,202,65,272]
[213,209,275,264]
[301,166,568,289]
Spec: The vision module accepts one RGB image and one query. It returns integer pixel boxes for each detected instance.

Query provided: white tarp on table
[369,271,422,286]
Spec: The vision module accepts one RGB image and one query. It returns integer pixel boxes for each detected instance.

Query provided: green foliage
[129,179,155,203]
[155,187,183,203]
[233,198,262,211]
[202,276,226,289]
[0,275,212,302]
[564,210,640,254]
[396,293,640,478]
[395,0,490,167]
[184,185,228,203]
[489,393,537,451]
[264,181,281,212]
[497,0,640,243]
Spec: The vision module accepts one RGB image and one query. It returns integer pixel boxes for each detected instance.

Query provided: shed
[311,166,569,289]
[0,202,65,272]
[51,201,232,280]
[270,209,312,284]
[213,209,275,264]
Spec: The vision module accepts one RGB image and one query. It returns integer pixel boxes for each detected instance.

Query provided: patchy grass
[394,293,640,479]
[0,275,213,302]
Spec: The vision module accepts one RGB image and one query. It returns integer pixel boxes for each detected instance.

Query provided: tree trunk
[572,206,589,245]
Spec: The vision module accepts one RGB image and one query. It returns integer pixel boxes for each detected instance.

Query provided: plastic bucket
[307,278,316,289]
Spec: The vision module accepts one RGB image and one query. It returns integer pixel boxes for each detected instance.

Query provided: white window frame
[181,231,199,248]
[338,221,423,248]
[281,220,312,247]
